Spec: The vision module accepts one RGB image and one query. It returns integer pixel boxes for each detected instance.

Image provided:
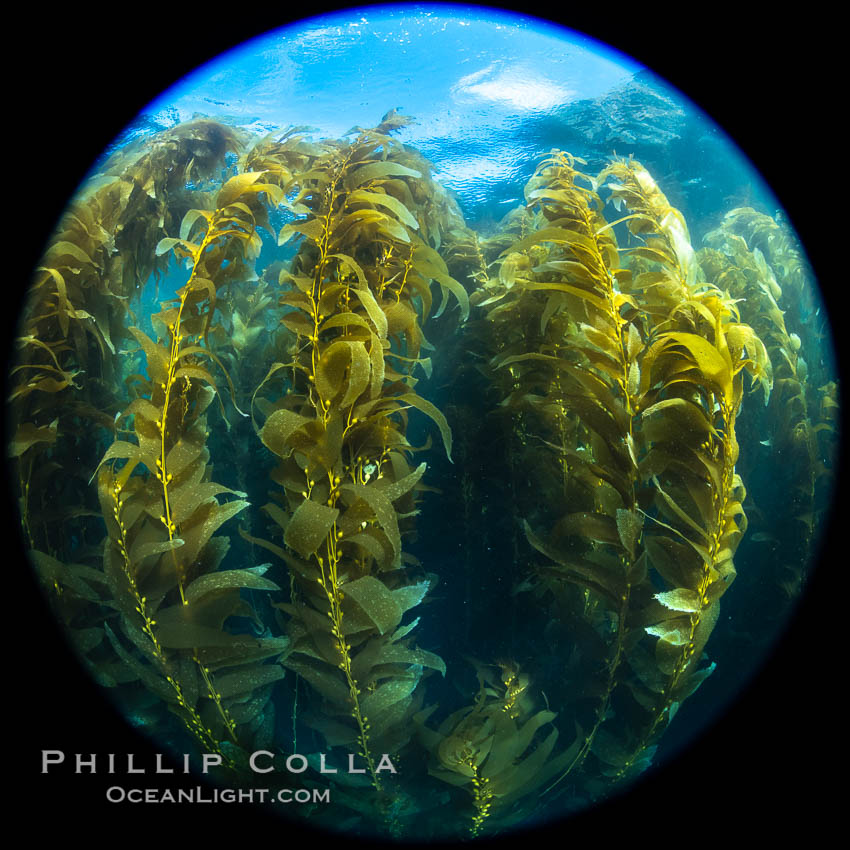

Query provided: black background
[8,2,841,845]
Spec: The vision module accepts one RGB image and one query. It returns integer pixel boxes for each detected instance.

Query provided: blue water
[146,7,640,133]
[106,3,777,245]
[117,6,647,218]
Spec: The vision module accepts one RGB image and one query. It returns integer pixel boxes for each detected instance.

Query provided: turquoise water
[120,7,644,219]
[112,5,774,241]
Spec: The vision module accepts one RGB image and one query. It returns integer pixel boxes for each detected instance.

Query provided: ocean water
[10,3,840,845]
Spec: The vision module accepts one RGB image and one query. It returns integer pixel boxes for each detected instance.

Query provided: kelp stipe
[11,120,245,565]
[9,122,280,747]
[469,152,774,793]
[416,660,574,837]
[92,170,302,766]
[471,151,650,787]
[594,158,772,777]
[699,212,836,602]
[245,116,465,829]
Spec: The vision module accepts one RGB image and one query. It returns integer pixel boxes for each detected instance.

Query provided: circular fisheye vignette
[13,3,838,841]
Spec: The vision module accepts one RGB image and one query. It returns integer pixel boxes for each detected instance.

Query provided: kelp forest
[7,113,838,839]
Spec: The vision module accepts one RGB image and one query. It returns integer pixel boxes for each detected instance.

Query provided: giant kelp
[91,169,294,762]
[699,213,835,602]
[248,122,465,804]
[417,660,575,836]
[470,152,773,788]
[9,118,837,840]
[11,123,245,561]
[12,121,246,689]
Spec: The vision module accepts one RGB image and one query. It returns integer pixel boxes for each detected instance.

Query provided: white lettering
[276,788,329,804]
[41,750,64,773]
[285,754,308,773]
[75,754,97,774]
[201,754,222,774]
[250,750,275,773]
[376,753,397,774]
